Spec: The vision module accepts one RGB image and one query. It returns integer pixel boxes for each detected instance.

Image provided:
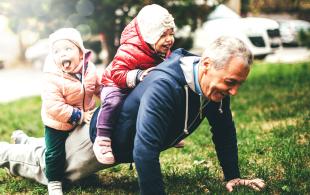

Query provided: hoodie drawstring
[219,100,223,114]
[183,85,223,136]
[183,86,189,135]
[200,96,204,119]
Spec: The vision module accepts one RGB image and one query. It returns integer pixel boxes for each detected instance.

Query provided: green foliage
[244,0,309,13]
[173,36,193,50]
[0,61,309,194]
[298,29,310,48]
[0,96,43,141]
[0,0,221,62]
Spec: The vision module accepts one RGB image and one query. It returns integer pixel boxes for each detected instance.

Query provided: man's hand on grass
[226,178,266,192]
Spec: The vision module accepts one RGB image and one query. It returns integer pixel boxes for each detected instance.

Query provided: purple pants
[96,86,128,137]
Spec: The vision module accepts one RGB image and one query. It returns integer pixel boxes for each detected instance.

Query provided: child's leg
[95,86,127,164]
[44,126,68,182]
[96,87,128,138]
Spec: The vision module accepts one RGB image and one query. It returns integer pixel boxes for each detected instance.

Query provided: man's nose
[228,86,239,96]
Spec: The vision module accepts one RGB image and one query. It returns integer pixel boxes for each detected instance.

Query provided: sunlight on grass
[0,61,309,194]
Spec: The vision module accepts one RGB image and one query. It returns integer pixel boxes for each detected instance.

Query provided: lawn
[0,61,309,194]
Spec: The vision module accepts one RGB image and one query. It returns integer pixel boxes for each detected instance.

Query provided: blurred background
[0,0,309,101]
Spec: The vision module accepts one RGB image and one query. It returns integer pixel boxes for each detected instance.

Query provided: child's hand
[83,108,97,124]
[138,67,155,81]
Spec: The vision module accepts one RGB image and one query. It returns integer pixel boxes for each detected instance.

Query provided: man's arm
[205,97,266,192]
[133,79,178,195]
[205,96,240,180]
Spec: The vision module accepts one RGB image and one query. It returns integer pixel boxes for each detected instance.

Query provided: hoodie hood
[179,56,201,94]
[155,48,197,85]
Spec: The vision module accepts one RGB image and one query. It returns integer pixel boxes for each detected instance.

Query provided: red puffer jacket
[101,18,170,88]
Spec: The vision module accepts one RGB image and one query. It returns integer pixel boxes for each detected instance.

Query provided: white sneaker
[11,130,28,144]
[47,181,63,195]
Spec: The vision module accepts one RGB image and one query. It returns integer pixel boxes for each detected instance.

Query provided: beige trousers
[0,124,111,185]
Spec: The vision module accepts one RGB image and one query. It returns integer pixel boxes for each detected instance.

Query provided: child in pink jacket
[41,28,101,195]
[94,4,178,165]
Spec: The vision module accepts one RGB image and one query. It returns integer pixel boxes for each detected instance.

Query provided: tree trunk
[105,31,118,63]
[17,33,26,62]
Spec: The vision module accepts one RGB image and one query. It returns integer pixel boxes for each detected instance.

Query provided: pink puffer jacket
[41,57,101,131]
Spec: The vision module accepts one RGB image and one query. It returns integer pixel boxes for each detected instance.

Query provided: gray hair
[201,36,253,69]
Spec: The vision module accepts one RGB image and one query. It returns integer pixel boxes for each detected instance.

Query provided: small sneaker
[47,181,63,195]
[174,139,185,148]
[11,130,29,144]
[93,136,115,165]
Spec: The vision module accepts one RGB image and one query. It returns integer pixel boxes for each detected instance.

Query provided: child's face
[52,40,83,73]
[155,28,174,54]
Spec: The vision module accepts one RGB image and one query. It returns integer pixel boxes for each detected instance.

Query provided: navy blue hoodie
[91,48,240,195]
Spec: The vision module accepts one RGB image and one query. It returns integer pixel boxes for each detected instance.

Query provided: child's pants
[44,126,69,182]
[96,86,128,138]
[0,123,110,185]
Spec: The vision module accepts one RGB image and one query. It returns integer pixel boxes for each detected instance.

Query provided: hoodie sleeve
[205,96,240,181]
[133,78,178,195]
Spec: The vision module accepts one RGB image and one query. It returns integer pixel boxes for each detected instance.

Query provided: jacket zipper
[70,72,86,111]
[169,111,200,147]
[82,84,85,111]
[168,99,210,147]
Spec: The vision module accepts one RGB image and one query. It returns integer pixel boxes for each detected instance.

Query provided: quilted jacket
[41,55,101,131]
[101,18,170,88]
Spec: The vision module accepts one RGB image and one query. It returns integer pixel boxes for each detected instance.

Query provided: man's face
[52,40,83,73]
[199,57,250,102]
[154,28,175,54]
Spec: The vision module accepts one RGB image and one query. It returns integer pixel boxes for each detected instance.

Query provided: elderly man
[0,36,265,194]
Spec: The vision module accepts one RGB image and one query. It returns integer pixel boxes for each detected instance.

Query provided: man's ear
[201,57,211,73]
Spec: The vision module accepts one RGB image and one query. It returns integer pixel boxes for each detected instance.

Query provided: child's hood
[136,4,175,45]
[49,28,86,54]
[44,28,91,74]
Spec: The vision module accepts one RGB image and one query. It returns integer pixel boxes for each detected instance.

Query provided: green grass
[0,61,309,194]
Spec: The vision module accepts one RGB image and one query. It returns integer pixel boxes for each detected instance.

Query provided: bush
[298,29,310,48]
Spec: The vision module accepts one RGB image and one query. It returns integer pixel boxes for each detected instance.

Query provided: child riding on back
[94,4,176,164]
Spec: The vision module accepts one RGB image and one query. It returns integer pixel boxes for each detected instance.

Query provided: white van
[191,4,281,59]
[192,17,281,59]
